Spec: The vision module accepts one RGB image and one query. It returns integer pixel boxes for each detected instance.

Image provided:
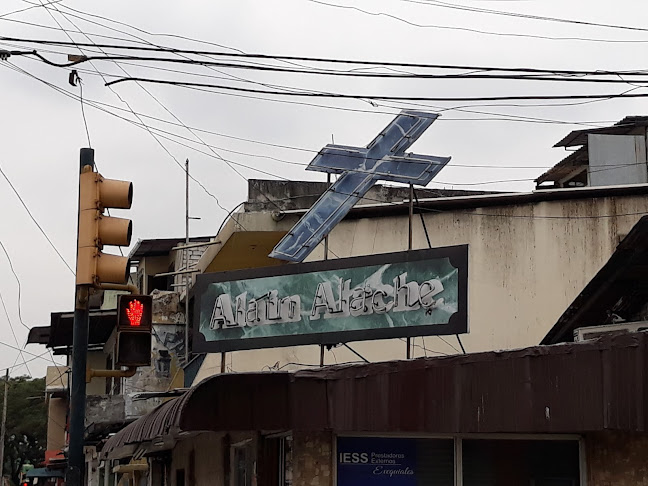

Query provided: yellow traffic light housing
[76,166,133,286]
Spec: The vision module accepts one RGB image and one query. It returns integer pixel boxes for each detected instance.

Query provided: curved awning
[102,372,297,458]
[102,391,190,459]
[103,332,648,459]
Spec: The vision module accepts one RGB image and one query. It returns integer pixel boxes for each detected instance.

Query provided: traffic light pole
[67,148,95,486]
[67,286,89,486]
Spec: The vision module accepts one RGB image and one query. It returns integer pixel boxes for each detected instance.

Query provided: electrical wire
[8,36,648,76]
[15,53,619,131]
[0,161,75,275]
[405,0,648,34]
[35,12,231,217]
[305,0,648,44]
[0,290,31,377]
[77,74,92,147]
[8,61,645,195]
[7,42,648,203]
[104,76,648,103]
[0,350,52,375]
[0,239,68,380]
[0,0,61,18]
[24,51,648,85]
[16,47,648,79]
[9,60,645,196]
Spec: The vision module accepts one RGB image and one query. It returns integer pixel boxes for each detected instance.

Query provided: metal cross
[269,110,450,262]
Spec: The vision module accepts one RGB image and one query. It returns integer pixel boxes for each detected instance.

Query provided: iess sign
[192,245,468,353]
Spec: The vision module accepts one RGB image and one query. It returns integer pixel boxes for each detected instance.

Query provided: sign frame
[192,245,468,353]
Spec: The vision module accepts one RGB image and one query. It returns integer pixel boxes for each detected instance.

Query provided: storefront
[336,435,581,486]
[101,332,648,486]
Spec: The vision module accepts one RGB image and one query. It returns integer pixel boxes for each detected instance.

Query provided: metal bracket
[86,367,136,383]
[98,283,139,294]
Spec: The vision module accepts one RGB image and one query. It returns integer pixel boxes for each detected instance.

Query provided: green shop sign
[192,246,468,352]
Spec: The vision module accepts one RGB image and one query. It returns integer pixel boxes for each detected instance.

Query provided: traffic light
[77,164,133,287]
[116,294,152,367]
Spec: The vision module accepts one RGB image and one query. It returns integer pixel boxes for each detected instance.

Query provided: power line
[6,48,646,194]
[76,74,92,147]
[0,242,28,332]
[25,51,648,84]
[7,36,648,76]
[404,0,648,34]
[9,60,646,194]
[35,7,233,216]
[0,161,75,275]
[45,7,277,225]
[0,239,68,379]
[9,60,645,191]
[104,76,648,102]
[0,350,52,376]
[305,0,648,44]
[0,0,61,19]
[38,0,245,54]
[15,52,618,130]
[0,291,31,377]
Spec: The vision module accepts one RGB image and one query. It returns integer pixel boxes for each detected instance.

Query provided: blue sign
[337,437,417,486]
[269,111,450,262]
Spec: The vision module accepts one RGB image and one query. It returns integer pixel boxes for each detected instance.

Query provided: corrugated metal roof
[129,236,214,259]
[103,332,648,458]
[535,147,588,185]
[102,393,190,457]
[553,116,648,148]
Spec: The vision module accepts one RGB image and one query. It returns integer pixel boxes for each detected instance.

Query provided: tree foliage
[0,376,47,485]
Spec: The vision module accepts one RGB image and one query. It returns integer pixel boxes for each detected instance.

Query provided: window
[279,436,293,486]
[175,469,185,486]
[233,442,254,486]
[336,437,581,486]
[462,439,580,486]
[337,437,454,486]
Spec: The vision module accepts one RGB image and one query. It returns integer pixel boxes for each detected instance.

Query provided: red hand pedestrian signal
[126,299,144,327]
[116,295,152,367]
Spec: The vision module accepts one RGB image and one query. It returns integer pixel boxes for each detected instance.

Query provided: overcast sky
[2,0,648,377]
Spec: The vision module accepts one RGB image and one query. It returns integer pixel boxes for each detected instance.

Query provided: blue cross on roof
[269,110,450,262]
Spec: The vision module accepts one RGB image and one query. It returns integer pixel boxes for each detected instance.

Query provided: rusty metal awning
[103,332,648,458]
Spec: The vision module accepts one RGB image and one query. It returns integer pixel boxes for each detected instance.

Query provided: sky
[2,0,648,377]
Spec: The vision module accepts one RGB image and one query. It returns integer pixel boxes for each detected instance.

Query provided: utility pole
[0,369,9,485]
[185,158,190,365]
[66,148,94,486]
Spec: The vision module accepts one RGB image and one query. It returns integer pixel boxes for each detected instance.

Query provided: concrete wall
[194,194,648,381]
[138,255,173,294]
[46,397,67,451]
[87,351,107,395]
[586,432,648,485]
[170,432,224,486]
[293,431,333,486]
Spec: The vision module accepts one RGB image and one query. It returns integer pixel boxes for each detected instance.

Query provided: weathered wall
[195,194,648,380]
[139,255,173,293]
[293,431,333,486]
[86,394,125,426]
[123,291,185,419]
[46,397,67,451]
[586,432,648,485]
[171,432,224,486]
[86,351,107,395]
